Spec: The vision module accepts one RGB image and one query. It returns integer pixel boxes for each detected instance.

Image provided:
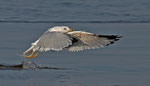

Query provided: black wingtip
[98,35,123,40]
[116,35,123,38]
[114,35,123,41]
[98,35,122,46]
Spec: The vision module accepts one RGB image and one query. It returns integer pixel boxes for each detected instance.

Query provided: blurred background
[0,0,150,86]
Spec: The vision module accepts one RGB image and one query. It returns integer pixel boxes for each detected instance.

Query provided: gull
[23,26,122,58]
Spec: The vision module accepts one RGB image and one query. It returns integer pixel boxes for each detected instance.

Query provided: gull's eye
[63,28,67,30]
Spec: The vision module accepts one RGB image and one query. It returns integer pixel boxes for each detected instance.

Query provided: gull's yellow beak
[68,29,73,32]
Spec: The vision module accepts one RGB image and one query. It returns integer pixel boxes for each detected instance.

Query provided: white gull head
[48,26,73,33]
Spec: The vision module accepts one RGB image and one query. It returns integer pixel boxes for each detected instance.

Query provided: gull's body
[23,26,121,58]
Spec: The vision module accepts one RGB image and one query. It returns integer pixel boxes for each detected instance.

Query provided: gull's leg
[32,51,40,58]
[32,48,40,58]
[26,51,35,59]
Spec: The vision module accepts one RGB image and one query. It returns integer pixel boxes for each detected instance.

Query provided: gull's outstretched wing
[34,32,74,51]
[67,31,121,52]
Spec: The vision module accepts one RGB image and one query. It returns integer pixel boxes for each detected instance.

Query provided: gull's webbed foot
[26,51,40,59]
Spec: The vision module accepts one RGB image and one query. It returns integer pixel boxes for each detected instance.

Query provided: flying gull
[23,26,122,58]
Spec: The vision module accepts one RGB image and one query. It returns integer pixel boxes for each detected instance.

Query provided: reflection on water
[0,64,23,70]
[0,61,65,70]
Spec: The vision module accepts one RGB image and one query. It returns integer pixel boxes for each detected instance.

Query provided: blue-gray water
[0,0,150,86]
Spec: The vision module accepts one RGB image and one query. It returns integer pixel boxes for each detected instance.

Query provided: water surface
[0,23,150,86]
[0,0,150,86]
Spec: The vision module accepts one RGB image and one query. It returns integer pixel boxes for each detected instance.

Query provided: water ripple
[0,61,66,70]
[0,20,150,23]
